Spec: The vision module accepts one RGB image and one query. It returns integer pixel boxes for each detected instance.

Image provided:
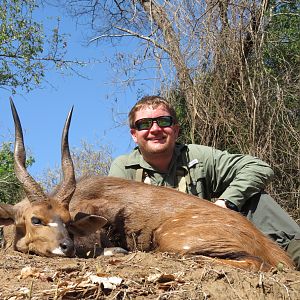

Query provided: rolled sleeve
[211,149,274,209]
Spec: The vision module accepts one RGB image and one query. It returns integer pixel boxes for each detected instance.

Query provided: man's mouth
[147,136,166,142]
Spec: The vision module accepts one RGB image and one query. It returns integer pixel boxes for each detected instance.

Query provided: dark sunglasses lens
[135,116,173,130]
[157,116,173,127]
[135,119,153,130]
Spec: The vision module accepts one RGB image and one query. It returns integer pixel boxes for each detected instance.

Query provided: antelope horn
[10,98,48,202]
[54,107,76,208]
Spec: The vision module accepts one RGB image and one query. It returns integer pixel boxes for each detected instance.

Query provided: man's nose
[149,121,162,131]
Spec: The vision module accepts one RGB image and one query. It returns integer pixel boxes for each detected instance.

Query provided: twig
[123,252,137,263]
[222,270,244,300]
[29,280,34,300]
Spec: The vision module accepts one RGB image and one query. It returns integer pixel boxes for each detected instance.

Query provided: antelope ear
[68,212,107,236]
[0,204,16,225]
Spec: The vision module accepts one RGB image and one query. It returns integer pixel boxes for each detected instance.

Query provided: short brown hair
[128,96,177,128]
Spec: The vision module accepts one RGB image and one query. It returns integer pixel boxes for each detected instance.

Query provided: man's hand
[214,199,227,209]
[215,199,239,211]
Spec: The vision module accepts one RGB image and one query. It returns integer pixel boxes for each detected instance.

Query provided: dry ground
[0,225,299,300]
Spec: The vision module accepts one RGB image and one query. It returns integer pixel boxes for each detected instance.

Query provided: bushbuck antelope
[0,101,294,272]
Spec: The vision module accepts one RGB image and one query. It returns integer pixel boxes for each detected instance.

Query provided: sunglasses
[134,116,174,131]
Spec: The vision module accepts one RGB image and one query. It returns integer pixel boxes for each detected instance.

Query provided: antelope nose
[60,238,75,257]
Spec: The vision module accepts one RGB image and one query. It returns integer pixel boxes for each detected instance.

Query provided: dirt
[0,225,299,300]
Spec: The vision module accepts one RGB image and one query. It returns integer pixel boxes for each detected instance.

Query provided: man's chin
[146,145,170,154]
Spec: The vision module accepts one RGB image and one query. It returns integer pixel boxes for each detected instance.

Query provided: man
[109,95,300,269]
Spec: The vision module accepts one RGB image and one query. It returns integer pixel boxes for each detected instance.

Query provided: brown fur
[12,199,74,257]
[68,176,294,271]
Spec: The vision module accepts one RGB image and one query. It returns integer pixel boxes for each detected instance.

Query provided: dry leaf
[89,274,123,289]
[20,266,40,279]
[147,273,175,283]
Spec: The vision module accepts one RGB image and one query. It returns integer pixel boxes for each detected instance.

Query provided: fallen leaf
[147,273,175,283]
[89,274,123,289]
[20,266,40,279]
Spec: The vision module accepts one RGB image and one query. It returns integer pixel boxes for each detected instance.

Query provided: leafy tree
[264,1,300,128]
[0,0,80,93]
[265,1,300,74]
[0,142,34,204]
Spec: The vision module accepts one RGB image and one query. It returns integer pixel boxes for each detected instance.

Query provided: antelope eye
[31,217,42,225]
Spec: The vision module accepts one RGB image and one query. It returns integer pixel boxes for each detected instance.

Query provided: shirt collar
[124,143,187,172]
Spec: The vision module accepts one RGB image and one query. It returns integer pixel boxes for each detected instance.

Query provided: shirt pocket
[187,163,207,198]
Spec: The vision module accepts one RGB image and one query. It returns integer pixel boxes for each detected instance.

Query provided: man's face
[130,105,179,156]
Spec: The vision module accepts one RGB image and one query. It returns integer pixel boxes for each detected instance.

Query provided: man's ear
[68,212,108,236]
[130,128,138,143]
[0,204,16,226]
[173,123,180,139]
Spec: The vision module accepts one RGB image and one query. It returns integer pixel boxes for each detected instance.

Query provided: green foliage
[0,0,69,93]
[167,90,192,144]
[0,0,44,92]
[264,1,300,74]
[264,1,300,129]
[0,142,34,204]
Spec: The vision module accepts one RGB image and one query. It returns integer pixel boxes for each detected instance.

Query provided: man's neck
[142,152,173,173]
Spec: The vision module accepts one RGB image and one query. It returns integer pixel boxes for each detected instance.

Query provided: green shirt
[108,143,274,210]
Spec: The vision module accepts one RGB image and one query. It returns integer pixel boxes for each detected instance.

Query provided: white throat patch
[47,222,59,227]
